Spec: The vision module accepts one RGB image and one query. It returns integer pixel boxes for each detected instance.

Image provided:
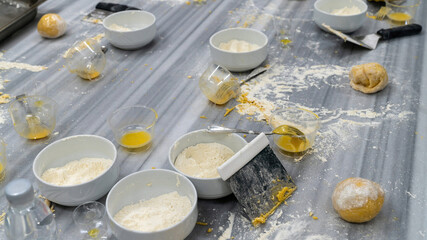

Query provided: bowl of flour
[106,169,197,240]
[169,129,247,199]
[33,135,118,206]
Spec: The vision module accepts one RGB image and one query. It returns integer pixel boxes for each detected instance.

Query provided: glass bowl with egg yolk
[64,38,106,80]
[269,107,320,157]
[9,95,57,140]
[108,106,158,150]
[385,0,420,25]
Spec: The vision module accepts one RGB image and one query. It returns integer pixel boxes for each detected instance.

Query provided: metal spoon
[239,65,268,85]
[15,94,43,134]
[207,125,306,138]
[214,66,268,100]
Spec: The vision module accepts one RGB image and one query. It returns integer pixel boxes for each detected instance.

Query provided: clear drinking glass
[108,105,158,150]
[386,0,420,25]
[73,201,109,240]
[199,64,240,105]
[269,107,320,157]
[9,95,57,140]
[65,38,106,80]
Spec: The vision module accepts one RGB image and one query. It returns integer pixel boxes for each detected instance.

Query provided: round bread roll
[332,177,384,223]
[37,13,67,38]
[349,63,388,94]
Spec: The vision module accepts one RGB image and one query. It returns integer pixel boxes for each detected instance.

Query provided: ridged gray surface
[0,0,426,239]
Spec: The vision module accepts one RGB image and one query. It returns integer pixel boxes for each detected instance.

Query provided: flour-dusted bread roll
[332,177,385,223]
[349,63,388,94]
[37,13,67,38]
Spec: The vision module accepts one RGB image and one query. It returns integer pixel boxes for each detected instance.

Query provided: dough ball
[332,177,384,223]
[37,13,67,38]
[349,63,388,94]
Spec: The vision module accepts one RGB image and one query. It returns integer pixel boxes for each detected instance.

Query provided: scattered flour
[114,191,192,232]
[258,219,308,240]
[0,61,47,72]
[218,212,235,240]
[236,64,348,121]
[332,178,382,210]
[305,235,334,240]
[0,109,7,124]
[41,157,113,186]
[233,62,414,162]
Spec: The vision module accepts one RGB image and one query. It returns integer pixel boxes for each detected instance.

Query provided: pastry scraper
[323,23,422,50]
[217,133,296,226]
[85,2,140,21]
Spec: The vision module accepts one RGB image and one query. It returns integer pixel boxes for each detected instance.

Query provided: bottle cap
[5,178,34,206]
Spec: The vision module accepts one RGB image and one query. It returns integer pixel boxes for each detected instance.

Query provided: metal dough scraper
[217,133,296,226]
[323,23,422,50]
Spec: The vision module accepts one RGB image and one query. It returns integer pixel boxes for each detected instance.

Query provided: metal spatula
[217,133,296,226]
[323,23,422,50]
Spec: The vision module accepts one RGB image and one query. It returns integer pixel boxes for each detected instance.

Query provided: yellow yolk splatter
[120,130,151,148]
[88,228,99,238]
[280,39,292,46]
[252,186,296,226]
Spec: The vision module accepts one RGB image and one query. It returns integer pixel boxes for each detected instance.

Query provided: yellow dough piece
[349,63,388,94]
[37,13,67,38]
[332,177,385,223]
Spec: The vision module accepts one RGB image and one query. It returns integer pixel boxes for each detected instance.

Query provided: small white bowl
[314,0,367,33]
[106,169,198,240]
[209,28,268,72]
[169,130,247,199]
[33,135,118,206]
[103,10,156,50]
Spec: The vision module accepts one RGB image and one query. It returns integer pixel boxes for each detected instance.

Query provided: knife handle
[95,2,141,12]
[377,24,422,40]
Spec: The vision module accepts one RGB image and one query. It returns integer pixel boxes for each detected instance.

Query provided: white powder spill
[305,235,334,240]
[0,61,47,72]
[234,61,415,162]
[218,213,235,240]
[406,191,416,199]
[258,219,308,240]
[236,64,348,122]
[0,108,7,124]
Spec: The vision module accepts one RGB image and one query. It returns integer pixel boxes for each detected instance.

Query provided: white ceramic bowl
[209,28,268,72]
[313,0,367,33]
[33,135,118,206]
[169,130,247,199]
[106,169,198,240]
[103,10,156,50]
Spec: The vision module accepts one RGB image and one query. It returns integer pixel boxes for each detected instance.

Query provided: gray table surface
[0,0,426,239]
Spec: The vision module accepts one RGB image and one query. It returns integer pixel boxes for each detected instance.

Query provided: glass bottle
[4,178,57,240]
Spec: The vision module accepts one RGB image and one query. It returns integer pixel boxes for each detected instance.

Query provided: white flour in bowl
[114,191,191,232]
[41,157,113,186]
[174,143,234,178]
